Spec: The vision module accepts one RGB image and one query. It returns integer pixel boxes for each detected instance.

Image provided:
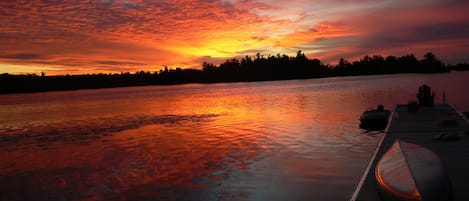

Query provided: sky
[1,0,469,75]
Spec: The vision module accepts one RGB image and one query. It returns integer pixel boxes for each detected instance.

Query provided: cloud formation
[0,0,468,74]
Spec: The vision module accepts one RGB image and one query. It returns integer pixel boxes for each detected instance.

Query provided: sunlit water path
[1,72,468,201]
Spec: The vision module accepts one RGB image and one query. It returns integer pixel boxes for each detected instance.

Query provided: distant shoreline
[1,51,468,94]
[1,71,466,95]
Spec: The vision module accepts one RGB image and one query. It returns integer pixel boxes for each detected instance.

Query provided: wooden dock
[351,104,469,201]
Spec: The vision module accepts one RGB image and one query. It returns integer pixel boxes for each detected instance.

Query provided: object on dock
[375,140,452,201]
[417,84,435,106]
[360,105,391,129]
[407,101,418,113]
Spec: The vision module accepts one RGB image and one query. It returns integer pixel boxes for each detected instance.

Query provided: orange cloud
[1,0,469,75]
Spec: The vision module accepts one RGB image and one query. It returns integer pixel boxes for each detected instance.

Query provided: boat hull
[359,110,390,129]
[375,140,452,201]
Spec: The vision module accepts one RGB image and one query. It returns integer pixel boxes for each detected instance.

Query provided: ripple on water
[0,114,220,149]
[4,73,466,200]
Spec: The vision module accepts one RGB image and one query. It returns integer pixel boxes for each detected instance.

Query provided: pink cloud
[302,1,469,64]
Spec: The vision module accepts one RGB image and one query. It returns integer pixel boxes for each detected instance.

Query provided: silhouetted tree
[202,62,216,72]
[0,51,458,94]
[420,52,445,73]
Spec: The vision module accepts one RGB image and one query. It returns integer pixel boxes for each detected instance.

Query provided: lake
[1,71,468,201]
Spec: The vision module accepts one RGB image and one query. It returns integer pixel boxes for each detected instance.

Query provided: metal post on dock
[443,91,446,104]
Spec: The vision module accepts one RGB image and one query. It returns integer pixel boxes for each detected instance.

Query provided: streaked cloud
[0,0,468,74]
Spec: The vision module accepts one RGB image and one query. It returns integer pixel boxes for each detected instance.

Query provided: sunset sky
[1,0,469,75]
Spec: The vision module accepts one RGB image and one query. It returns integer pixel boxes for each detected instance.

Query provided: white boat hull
[375,140,451,201]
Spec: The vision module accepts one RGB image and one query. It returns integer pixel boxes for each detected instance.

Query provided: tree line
[1,51,468,94]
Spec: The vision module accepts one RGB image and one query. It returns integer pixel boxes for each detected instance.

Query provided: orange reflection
[0,79,394,200]
[375,141,422,201]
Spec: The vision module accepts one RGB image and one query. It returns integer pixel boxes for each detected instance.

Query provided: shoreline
[0,71,459,95]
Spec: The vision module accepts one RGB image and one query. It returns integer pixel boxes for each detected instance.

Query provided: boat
[359,105,390,129]
[375,140,452,201]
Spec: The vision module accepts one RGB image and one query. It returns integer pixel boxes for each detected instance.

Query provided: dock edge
[349,105,398,201]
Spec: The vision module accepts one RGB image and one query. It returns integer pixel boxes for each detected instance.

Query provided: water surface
[1,71,468,201]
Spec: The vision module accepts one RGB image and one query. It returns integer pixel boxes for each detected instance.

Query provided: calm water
[1,72,468,201]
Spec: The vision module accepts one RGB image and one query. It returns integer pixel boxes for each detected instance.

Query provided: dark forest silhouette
[1,51,468,94]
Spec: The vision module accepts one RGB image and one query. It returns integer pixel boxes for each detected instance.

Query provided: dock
[351,104,469,201]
